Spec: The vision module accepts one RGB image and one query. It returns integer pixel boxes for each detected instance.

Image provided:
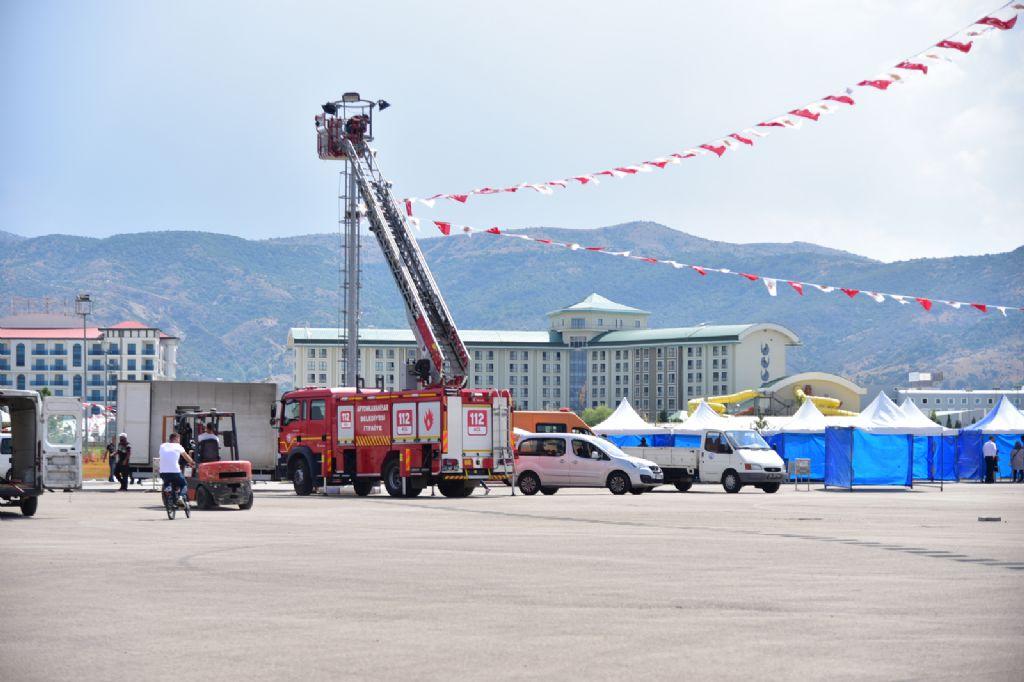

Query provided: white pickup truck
[623,429,786,494]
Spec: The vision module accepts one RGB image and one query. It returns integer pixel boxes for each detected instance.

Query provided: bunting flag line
[404,2,1020,212]
[430,221,1022,317]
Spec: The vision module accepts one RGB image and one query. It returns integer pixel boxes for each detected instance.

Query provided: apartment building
[895,387,1024,423]
[288,294,799,419]
[0,315,178,403]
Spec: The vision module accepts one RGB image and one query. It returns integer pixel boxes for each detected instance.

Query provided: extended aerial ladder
[315,94,470,387]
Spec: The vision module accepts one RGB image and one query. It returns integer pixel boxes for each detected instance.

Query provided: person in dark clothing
[982,436,998,484]
[639,437,649,448]
[115,433,132,490]
[105,435,117,483]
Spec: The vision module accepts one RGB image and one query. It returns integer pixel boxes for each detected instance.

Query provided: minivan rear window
[517,438,566,456]
[534,423,567,433]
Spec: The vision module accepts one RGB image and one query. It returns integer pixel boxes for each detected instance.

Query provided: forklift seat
[197,438,221,463]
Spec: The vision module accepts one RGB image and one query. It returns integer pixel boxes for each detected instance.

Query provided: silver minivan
[515,433,663,495]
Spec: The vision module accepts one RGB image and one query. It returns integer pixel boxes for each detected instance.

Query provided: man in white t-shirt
[159,433,195,501]
[982,436,999,483]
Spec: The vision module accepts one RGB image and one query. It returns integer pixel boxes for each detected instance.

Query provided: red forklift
[162,410,253,510]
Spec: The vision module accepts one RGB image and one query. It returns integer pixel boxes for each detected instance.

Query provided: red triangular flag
[936,39,972,53]
[896,60,928,75]
[434,221,451,236]
[971,303,988,313]
[841,288,860,298]
[858,79,892,90]
[740,273,759,281]
[451,194,468,203]
[789,108,820,121]
[915,297,933,311]
[614,167,639,175]
[692,266,706,276]
[486,227,501,235]
[535,238,552,244]
[729,133,753,146]
[758,121,786,128]
[573,176,592,184]
[824,94,855,105]
[584,246,605,252]
[788,281,804,295]
[977,16,1017,30]
[645,160,670,169]
[404,199,413,216]
[700,143,726,157]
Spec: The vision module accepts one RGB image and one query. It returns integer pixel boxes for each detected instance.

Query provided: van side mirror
[270,403,278,427]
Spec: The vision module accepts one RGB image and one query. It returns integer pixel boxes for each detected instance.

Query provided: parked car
[515,433,662,495]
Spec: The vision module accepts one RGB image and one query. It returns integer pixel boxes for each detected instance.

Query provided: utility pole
[74,294,92,449]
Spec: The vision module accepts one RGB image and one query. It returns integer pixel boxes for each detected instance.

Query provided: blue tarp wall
[956,432,1023,480]
[605,433,702,448]
[825,428,913,488]
[765,432,826,480]
[929,435,958,481]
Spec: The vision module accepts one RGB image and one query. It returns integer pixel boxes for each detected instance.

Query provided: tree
[38,387,52,398]
[753,414,768,431]
[657,409,669,423]
[954,419,962,429]
[581,405,613,426]
[945,415,953,428]
[928,409,939,424]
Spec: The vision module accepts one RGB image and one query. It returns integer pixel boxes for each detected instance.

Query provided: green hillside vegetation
[1,223,1020,395]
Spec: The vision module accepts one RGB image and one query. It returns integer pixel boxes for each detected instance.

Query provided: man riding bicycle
[159,433,194,503]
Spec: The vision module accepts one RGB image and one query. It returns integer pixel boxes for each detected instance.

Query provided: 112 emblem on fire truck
[466,408,489,436]
[337,405,355,444]
[392,402,416,442]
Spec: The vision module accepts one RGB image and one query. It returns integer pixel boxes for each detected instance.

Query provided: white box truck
[116,380,278,477]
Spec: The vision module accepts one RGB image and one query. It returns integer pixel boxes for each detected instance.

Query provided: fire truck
[275,93,514,498]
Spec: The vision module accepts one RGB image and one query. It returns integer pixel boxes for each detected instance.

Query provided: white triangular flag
[763,277,778,296]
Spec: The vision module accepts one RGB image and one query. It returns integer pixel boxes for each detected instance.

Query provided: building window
[319,374,327,384]
[571,318,585,329]
[307,373,316,383]
[597,318,603,327]
[307,361,315,370]
[15,344,25,367]
[307,348,315,358]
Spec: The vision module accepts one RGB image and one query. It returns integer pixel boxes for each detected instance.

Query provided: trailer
[116,380,278,477]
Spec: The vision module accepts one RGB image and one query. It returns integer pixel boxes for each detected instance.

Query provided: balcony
[51,348,67,356]
[106,361,120,371]
[88,379,104,387]
[142,349,156,356]
[30,363,47,371]
[0,378,11,387]
[51,363,68,372]
[0,347,10,356]
[88,362,104,371]
[142,362,155,372]
[106,391,117,402]
[88,392,102,402]
[30,380,48,387]
[31,347,48,355]
[88,349,105,356]
[51,380,69,387]
[107,347,120,355]
[0,362,9,372]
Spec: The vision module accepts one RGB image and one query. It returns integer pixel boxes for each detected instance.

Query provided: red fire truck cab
[275,386,514,498]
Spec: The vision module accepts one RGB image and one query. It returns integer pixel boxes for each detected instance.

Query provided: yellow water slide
[687,389,761,415]
[794,387,858,417]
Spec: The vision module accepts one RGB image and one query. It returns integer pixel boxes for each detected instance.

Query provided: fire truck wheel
[352,479,374,497]
[403,485,423,498]
[196,486,216,510]
[19,496,38,517]
[516,472,541,496]
[382,459,403,498]
[292,459,313,496]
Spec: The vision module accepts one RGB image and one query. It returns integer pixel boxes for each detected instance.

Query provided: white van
[515,432,663,495]
[627,429,785,493]
[0,390,82,516]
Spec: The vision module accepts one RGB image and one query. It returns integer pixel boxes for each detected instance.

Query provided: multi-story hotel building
[0,315,178,402]
[288,294,801,419]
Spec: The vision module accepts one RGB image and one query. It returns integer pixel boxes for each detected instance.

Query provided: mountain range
[1,222,1021,397]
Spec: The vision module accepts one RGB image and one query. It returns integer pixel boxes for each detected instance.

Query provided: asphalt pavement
[2,480,1023,680]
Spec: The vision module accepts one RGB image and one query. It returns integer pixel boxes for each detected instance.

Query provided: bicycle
[162,480,191,520]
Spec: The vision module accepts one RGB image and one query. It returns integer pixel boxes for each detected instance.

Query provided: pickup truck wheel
[540,486,558,495]
[517,472,540,496]
[196,486,217,510]
[722,470,743,494]
[674,481,693,492]
[352,479,374,497]
[382,459,403,498]
[761,483,780,494]
[292,459,313,496]
[607,471,631,495]
[20,496,38,517]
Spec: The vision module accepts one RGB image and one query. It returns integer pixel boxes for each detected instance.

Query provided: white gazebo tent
[959,397,1024,480]
[763,399,829,479]
[592,398,667,446]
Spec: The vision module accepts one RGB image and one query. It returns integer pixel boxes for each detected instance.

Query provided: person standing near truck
[115,433,132,491]
[105,435,117,483]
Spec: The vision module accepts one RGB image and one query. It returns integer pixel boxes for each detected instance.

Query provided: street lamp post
[74,294,92,452]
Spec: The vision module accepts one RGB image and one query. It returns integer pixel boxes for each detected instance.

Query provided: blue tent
[824,393,931,489]
[764,399,830,480]
[898,400,955,481]
[957,397,1024,480]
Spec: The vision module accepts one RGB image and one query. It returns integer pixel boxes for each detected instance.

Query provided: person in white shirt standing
[159,433,195,502]
[982,436,999,484]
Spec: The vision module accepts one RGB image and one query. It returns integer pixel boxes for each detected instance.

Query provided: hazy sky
[2,0,1022,261]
